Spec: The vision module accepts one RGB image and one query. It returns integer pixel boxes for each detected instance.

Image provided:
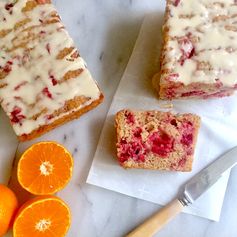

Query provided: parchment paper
[87,14,237,221]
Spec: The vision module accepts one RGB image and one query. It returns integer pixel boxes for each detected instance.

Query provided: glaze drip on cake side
[0,0,101,136]
[163,0,237,86]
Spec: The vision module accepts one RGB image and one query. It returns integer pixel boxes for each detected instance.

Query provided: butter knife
[126,146,237,237]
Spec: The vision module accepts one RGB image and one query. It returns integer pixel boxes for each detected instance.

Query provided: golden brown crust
[1,0,104,140]
[153,0,171,98]
[18,93,104,141]
[56,47,75,60]
[22,0,51,12]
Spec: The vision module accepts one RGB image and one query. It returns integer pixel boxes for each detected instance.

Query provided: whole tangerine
[0,184,18,236]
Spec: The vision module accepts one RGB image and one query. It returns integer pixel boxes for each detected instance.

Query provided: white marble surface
[87,13,236,222]
[1,0,237,236]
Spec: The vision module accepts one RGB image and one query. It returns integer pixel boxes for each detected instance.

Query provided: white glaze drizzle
[164,0,237,86]
[0,0,101,136]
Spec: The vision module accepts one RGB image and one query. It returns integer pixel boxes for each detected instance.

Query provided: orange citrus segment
[13,196,71,237]
[17,141,73,195]
[0,184,18,236]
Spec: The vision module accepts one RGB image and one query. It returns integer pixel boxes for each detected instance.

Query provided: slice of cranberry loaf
[115,110,201,171]
[0,0,103,141]
[157,0,237,99]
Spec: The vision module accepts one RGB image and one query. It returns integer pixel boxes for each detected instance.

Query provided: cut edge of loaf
[115,109,201,172]
[158,0,237,100]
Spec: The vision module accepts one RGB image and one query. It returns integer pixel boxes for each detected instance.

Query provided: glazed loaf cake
[0,0,103,141]
[115,110,200,171]
[158,0,237,99]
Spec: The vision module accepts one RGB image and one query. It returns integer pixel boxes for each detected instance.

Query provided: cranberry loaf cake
[158,0,237,99]
[115,110,201,171]
[0,0,103,141]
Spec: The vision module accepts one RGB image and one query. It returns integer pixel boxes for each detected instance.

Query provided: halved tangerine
[13,196,71,237]
[17,141,73,195]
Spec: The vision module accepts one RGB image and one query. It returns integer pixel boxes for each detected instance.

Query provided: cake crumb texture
[115,109,201,172]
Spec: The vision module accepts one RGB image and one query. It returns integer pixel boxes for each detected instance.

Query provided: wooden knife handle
[125,199,184,237]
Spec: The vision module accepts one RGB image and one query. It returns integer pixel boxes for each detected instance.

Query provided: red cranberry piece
[164,81,183,98]
[186,147,193,156]
[118,139,146,163]
[181,91,205,97]
[181,133,193,146]
[180,121,194,146]
[48,71,57,86]
[165,88,176,99]
[178,157,187,168]
[184,121,193,128]
[170,119,178,127]
[5,3,14,11]
[50,75,57,86]
[46,114,53,120]
[2,61,13,73]
[3,65,12,73]
[125,111,135,124]
[203,90,233,99]
[174,0,181,7]
[10,106,25,124]
[178,37,195,66]
[37,0,48,4]
[148,131,174,157]
[133,127,142,138]
[165,73,179,82]
[215,79,223,89]
[51,78,57,86]
[170,157,187,170]
[14,96,21,100]
[42,87,53,99]
[7,61,13,65]
[46,43,51,54]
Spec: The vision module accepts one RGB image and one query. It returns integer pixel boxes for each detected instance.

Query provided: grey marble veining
[1,0,237,237]
[0,110,18,184]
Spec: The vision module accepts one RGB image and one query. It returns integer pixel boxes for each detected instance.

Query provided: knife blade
[126,146,237,237]
[179,146,237,205]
